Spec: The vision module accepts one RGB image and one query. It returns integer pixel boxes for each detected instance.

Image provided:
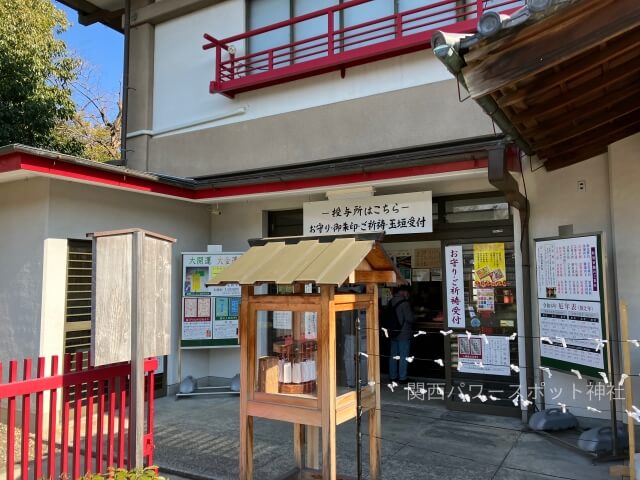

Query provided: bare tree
[55,61,122,162]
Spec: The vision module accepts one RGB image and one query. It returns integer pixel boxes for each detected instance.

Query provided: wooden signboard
[90,228,176,469]
[91,229,174,366]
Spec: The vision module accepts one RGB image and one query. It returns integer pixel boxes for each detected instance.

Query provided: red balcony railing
[203,0,524,98]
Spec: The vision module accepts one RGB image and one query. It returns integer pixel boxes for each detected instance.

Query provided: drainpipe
[431,34,536,420]
[488,146,535,422]
[120,0,131,166]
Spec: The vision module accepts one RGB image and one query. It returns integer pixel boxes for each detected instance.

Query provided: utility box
[209,234,403,480]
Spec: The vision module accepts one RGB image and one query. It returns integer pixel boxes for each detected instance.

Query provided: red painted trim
[18,153,195,199]
[193,158,489,199]
[1,151,493,202]
[0,153,22,173]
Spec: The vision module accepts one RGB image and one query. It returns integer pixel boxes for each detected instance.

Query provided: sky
[53,1,124,106]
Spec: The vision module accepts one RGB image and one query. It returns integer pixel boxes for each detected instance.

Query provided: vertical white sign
[445,245,465,329]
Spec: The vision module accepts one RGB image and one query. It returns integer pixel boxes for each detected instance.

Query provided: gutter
[431,32,535,157]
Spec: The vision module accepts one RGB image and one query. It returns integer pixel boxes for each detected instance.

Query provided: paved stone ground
[153,385,617,480]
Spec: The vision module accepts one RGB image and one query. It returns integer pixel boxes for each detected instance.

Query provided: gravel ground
[0,422,37,473]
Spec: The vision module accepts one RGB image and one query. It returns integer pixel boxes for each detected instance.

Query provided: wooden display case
[208,235,403,480]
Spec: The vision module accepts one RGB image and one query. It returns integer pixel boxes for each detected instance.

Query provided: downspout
[432,33,536,420]
[488,147,535,422]
[120,0,131,166]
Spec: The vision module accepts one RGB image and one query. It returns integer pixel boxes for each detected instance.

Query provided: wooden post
[321,286,337,480]
[621,301,635,480]
[367,284,381,480]
[294,423,304,470]
[239,286,253,480]
[129,230,144,468]
[305,426,320,469]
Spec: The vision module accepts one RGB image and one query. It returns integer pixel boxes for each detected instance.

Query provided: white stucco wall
[609,132,640,411]
[39,239,68,362]
[152,0,455,135]
[522,154,615,417]
[0,178,49,363]
[45,180,211,386]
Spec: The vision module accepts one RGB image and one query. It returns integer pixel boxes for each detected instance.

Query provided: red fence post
[7,360,18,480]
[477,0,484,18]
[118,373,127,468]
[48,356,59,480]
[21,358,32,480]
[60,354,72,476]
[85,368,95,475]
[73,352,83,479]
[146,364,156,465]
[107,375,116,468]
[34,357,45,480]
[96,377,106,474]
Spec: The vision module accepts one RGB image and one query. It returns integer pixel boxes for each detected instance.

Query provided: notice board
[535,234,607,378]
[181,251,242,348]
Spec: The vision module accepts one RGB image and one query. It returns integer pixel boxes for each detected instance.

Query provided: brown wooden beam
[462,0,640,99]
[131,0,225,27]
[79,8,124,27]
[57,0,123,31]
[495,25,640,109]
[533,103,640,151]
[538,115,640,160]
[543,145,608,171]
[542,120,640,171]
[353,270,396,284]
[510,58,640,126]
[519,80,640,143]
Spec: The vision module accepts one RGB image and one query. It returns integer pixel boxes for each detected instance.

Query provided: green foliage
[62,466,166,480]
[0,0,80,153]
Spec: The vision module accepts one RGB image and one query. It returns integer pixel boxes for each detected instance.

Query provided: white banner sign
[445,245,465,328]
[457,335,511,376]
[303,192,432,236]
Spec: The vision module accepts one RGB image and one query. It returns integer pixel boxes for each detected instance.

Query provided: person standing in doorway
[388,285,415,384]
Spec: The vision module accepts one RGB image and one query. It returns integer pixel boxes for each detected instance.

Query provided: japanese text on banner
[446,245,465,328]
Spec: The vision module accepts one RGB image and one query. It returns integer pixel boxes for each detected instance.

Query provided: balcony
[203,0,524,98]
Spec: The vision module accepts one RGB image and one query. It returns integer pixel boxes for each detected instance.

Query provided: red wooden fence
[0,352,157,480]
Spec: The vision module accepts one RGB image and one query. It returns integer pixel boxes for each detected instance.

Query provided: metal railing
[203,0,524,97]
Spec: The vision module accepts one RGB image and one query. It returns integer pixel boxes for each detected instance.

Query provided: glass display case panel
[255,309,318,398]
[336,308,368,396]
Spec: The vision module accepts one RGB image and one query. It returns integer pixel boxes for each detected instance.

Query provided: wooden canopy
[433,0,640,171]
[208,234,403,286]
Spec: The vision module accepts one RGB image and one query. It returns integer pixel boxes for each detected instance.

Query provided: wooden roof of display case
[209,233,404,287]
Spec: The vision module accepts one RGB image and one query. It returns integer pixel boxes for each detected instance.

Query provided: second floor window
[247,0,453,68]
